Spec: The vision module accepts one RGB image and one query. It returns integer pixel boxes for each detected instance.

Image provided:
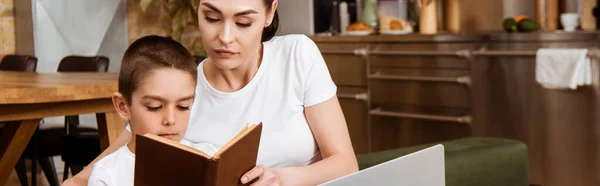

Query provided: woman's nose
[218,22,234,45]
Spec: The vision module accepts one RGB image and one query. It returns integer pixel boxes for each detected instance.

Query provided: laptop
[319,145,445,186]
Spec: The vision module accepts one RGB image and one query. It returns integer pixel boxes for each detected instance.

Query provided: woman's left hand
[241,164,284,186]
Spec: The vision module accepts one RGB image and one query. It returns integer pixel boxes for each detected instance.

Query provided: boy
[88,35,216,186]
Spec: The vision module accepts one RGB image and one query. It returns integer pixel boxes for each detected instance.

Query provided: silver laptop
[319,145,445,186]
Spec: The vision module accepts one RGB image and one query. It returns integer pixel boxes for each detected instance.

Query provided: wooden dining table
[0,71,124,185]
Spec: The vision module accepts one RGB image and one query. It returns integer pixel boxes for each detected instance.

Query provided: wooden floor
[5,158,67,186]
[5,170,64,186]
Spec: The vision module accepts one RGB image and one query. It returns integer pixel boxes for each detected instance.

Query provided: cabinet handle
[319,48,369,57]
[320,49,356,55]
[369,108,472,125]
[368,73,471,86]
[337,92,368,101]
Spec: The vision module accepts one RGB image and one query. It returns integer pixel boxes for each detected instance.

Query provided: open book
[134,123,263,186]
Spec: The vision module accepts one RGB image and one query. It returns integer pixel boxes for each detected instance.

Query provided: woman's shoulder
[265,34,322,65]
[267,34,312,45]
[267,34,312,43]
[265,34,320,56]
[263,34,327,80]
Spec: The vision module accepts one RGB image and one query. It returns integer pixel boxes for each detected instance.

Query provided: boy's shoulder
[89,145,136,186]
[95,145,135,168]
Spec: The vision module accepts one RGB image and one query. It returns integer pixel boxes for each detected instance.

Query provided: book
[134,123,263,186]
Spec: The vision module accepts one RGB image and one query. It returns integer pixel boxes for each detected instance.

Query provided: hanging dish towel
[536,48,592,90]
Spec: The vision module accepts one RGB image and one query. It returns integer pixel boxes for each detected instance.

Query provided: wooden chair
[0,55,39,186]
[23,56,109,186]
[0,55,37,72]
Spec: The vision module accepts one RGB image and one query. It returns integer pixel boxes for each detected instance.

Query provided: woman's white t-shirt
[186,35,337,168]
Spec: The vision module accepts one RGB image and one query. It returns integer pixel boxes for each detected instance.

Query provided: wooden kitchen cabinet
[313,34,485,153]
[313,32,600,186]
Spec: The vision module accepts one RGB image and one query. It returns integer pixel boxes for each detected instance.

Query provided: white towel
[536,49,592,90]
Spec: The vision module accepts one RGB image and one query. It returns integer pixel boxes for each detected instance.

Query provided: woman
[64,0,358,185]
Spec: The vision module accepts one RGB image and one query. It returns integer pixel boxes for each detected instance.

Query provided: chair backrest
[57,56,109,72]
[0,55,38,72]
[57,56,109,131]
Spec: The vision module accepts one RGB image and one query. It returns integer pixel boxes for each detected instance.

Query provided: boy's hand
[241,164,283,186]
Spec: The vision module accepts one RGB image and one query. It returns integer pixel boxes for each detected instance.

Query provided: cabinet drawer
[369,43,483,69]
[317,43,368,86]
[370,114,471,151]
[369,68,471,108]
[368,104,471,151]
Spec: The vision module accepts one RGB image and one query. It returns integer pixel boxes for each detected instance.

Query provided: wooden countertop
[310,33,488,43]
[310,31,600,43]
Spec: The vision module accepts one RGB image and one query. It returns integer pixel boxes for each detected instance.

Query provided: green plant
[140,0,206,56]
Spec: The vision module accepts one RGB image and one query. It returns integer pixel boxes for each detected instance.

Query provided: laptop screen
[319,145,445,186]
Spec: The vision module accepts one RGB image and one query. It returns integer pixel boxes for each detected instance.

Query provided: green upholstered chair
[356,137,529,186]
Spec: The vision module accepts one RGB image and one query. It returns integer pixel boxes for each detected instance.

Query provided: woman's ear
[112,92,131,121]
[265,0,278,27]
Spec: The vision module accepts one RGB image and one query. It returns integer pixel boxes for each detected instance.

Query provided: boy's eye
[177,105,190,111]
[147,106,162,111]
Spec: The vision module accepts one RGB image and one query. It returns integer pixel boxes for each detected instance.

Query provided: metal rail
[369,108,472,125]
[336,92,369,101]
[368,73,471,85]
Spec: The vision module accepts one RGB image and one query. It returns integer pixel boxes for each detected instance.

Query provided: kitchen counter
[310,33,488,43]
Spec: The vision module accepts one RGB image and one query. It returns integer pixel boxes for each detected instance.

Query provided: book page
[143,133,212,159]
[214,123,259,158]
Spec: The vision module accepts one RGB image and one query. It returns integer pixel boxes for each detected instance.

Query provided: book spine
[205,159,219,186]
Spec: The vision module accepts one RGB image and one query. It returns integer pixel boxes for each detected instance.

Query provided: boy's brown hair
[119,35,197,104]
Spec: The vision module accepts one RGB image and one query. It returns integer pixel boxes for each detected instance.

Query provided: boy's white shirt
[88,139,218,186]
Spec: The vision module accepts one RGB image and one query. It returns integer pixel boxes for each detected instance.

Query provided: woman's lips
[214,49,237,58]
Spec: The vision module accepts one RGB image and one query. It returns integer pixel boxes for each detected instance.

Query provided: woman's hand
[241,165,284,186]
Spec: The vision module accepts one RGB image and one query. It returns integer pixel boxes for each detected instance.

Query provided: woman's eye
[205,17,220,23]
[177,105,190,110]
[236,22,252,28]
[147,106,162,111]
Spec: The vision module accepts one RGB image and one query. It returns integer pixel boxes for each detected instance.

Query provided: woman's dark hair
[261,0,279,42]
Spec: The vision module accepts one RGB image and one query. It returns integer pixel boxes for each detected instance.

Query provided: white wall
[32,0,128,128]
[276,0,314,36]
[32,0,128,174]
